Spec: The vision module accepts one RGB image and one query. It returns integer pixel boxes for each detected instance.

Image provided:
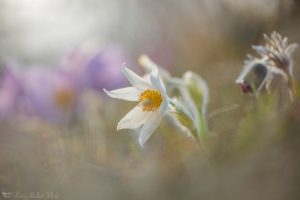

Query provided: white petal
[178,87,199,132]
[122,66,150,90]
[159,97,169,115]
[117,105,150,130]
[138,55,171,80]
[149,68,169,114]
[168,77,184,85]
[270,67,288,82]
[236,60,267,83]
[138,54,155,73]
[139,112,162,146]
[103,87,139,101]
[286,43,298,56]
[150,68,166,95]
[183,71,209,115]
[142,73,151,83]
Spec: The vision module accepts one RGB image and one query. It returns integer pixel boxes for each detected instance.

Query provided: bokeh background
[0,0,300,199]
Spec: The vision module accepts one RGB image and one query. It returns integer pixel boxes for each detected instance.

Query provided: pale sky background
[0,0,298,67]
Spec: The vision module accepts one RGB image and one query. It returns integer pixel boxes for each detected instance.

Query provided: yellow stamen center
[138,89,162,112]
[54,89,75,110]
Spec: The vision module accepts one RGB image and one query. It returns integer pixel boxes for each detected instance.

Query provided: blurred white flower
[104,65,169,146]
[138,54,171,81]
[236,31,298,101]
[168,72,209,141]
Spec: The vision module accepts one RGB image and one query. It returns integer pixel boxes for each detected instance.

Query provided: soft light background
[0,0,300,199]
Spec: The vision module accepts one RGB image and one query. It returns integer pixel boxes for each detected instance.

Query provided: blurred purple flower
[0,44,128,123]
[22,67,82,123]
[85,46,128,90]
[61,45,128,91]
[0,67,24,119]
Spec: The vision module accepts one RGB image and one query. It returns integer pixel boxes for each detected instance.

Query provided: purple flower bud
[239,81,253,94]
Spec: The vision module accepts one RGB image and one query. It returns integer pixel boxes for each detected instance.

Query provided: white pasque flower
[236,31,298,100]
[103,66,169,146]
